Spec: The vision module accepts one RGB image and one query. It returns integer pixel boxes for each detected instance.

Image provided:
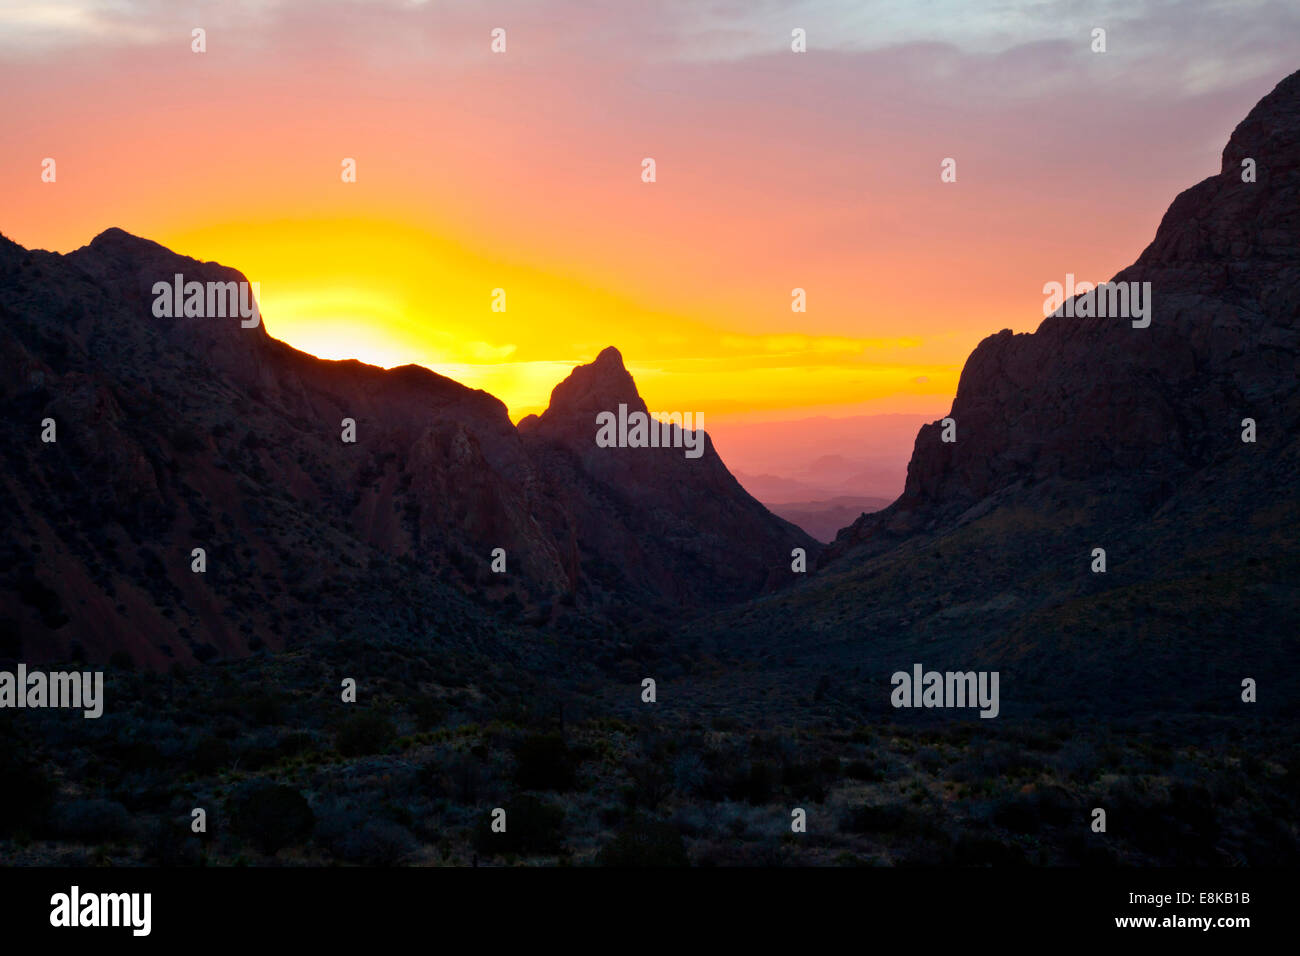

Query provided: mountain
[687,69,1300,714]
[832,69,1299,553]
[0,231,811,667]
[766,496,893,543]
[518,347,815,604]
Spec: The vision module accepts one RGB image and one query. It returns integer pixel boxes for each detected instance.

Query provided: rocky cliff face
[699,70,1300,713]
[520,347,816,604]
[827,69,1300,558]
[0,232,808,666]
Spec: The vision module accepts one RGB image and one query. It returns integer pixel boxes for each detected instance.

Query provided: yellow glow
[159,216,960,422]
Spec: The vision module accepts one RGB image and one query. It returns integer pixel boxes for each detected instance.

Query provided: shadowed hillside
[686,68,1300,716]
[0,71,1297,872]
[0,231,811,667]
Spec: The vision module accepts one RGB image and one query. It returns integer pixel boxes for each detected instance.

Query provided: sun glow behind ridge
[5,0,1278,429]
[157,215,957,423]
[160,216,673,418]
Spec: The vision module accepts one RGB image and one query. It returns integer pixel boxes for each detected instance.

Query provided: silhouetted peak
[86,227,164,253]
[826,68,1300,561]
[92,227,137,243]
[1220,68,1300,176]
[538,346,647,424]
[70,228,187,275]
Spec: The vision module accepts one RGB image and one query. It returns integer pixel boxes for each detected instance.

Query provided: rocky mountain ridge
[0,231,811,667]
[827,68,1299,559]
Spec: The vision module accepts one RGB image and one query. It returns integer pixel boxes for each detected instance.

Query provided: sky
[2,0,1296,441]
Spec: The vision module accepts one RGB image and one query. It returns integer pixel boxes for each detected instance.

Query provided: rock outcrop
[0,234,809,666]
[827,69,1300,559]
[520,347,816,604]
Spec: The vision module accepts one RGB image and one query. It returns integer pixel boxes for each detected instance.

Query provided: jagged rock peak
[538,345,647,422]
[1219,68,1300,176]
[823,67,1300,561]
[85,227,169,255]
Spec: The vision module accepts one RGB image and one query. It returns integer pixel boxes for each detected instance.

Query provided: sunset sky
[2,0,1295,438]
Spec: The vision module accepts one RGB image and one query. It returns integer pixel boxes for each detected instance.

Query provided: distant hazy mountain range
[712,413,933,540]
[762,497,892,544]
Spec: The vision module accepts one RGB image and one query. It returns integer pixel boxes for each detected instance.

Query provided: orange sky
[1,1,1292,426]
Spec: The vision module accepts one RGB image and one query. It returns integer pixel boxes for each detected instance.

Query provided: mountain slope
[519,347,817,603]
[685,69,1300,714]
[831,68,1299,552]
[0,232,808,666]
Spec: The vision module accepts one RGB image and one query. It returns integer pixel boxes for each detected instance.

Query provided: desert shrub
[0,741,55,836]
[914,746,946,773]
[813,675,832,701]
[624,758,672,810]
[1282,752,1300,799]
[276,732,316,759]
[227,781,315,855]
[600,804,626,827]
[51,799,132,841]
[513,733,577,791]
[450,752,484,803]
[347,819,418,865]
[953,831,1027,866]
[1051,739,1101,783]
[845,759,884,782]
[949,744,1043,782]
[109,739,167,773]
[671,752,707,796]
[317,806,418,865]
[992,792,1043,832]
[473,794,564,856]
[841,803,907,834]
[334,711,396,757]
[245,693,283,727]
[596,819,689,867]
[144,817,204,865]
[1033,784,1081,826]
[411,697,446,732]
[1116,781,1220,862]
[728,761,778,805]
[781,761,829,801]
[189,736,232,774]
